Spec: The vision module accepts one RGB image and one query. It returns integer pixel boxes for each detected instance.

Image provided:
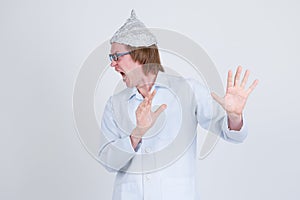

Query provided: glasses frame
[109,51,131,62]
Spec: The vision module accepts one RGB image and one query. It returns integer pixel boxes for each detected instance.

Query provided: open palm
[211,66,259,117]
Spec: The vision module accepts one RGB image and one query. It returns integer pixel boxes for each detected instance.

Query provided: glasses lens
[113,54,118,61]
[109,54,118,61]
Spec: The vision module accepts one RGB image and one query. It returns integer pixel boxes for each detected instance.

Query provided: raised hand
[211,66,258,129]
[130,90,167,147]
[136,90,167,129]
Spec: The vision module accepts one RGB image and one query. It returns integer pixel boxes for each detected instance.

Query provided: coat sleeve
[187,79,248,143]
[98,97,141,172]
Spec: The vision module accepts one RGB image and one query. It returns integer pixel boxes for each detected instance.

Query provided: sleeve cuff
[222,115,248,143]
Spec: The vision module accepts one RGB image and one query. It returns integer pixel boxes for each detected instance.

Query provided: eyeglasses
[109,51,131,61]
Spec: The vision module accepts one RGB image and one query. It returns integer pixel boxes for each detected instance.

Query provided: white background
[1,0,299,199]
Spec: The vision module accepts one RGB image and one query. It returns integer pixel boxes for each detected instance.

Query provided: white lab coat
[98,73,247,200]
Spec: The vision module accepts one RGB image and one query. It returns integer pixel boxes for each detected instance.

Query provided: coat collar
[127,72,171,100]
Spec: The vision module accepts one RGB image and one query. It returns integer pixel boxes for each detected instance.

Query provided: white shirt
[98,73,247,200]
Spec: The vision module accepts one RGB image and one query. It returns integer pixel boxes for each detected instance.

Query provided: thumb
[153,104,167,119]
[211,92,223,105]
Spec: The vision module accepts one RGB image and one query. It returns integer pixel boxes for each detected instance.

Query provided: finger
[240,69,250,88]
[211,92,224,106]
[153,104,167,119]
[234,66,242,86]
[149,89,156,100]
[226,70,233,92]
[148,89,156,105]
[246,79,259,95]
[145,96,151,106]
[140,97,149,108]
[138,98,144,106]
[144,96,149,104]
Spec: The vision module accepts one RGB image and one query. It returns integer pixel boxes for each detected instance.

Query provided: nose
[110,60,117,67]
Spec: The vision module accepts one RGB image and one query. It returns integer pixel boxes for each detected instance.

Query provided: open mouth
[119,71,126,81]
[115,68,127,81]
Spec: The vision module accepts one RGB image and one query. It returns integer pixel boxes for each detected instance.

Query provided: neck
[137,73,157,97]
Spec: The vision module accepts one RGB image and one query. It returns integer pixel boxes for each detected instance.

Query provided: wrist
[227,113,243,131]
[130,135,141,149]
[227,112,242,122]
[130,127,145,149]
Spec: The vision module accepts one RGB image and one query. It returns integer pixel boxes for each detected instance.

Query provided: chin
[126,84,135,88]
[125,81,134,88]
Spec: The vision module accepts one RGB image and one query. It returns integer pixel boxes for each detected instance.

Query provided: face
[110,43,143,88]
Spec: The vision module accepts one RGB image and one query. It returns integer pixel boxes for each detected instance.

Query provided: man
[98,10,258,200]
